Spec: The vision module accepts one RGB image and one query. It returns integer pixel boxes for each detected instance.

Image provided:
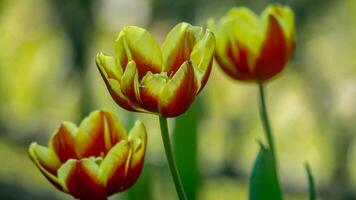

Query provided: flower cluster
[29,110,147,200]
[28,3,297,200]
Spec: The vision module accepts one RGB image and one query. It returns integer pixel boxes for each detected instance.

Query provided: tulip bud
[208,4,296,82]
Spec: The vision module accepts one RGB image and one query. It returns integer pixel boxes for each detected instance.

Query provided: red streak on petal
[105,117,126,152]
[65,161,106,200]
[226,42,253,80]
[165,30,195,76]
[121,81,139,105]
[124,158,144,190]
[139,88,160,113]
[215,53,241,80]
[254,16,288,81]
[78,118,106,158]
[119,56,128,73]
[168,47,192,76]
[77,112,128,159]
[52,125,77,163]
[160,65,198,117]
[106,144,145,195]
[132,53,161,80]
[105,157,128,195]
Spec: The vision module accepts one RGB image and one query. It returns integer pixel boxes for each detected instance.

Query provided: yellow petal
[190,29,215,91]
[139,71,168,112]
[225,7,263,56]
[116,120,148,192]
[161,22,198,75]
[97,121,146,194]
[98,140,130,194]
[28,143,63,191]
[97,53,140,112]
[58,158,106,199]
[262,4,295,42]
[120,61,142,106]
[96,52,123,81]
[208,15,254,80]
[115,26,163,79]
[109,78,141,112]
[207,18,243,79]
[128,120,147,171]
[158,61,198,117]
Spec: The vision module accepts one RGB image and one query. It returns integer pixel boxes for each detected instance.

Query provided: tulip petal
[28,143,63,191]
[101,110,128,153]
[125,121,147,188]
[120,61,142,106]
[264,4,295,43]
[225,40,254,81]
[96,53,123,81]
[269,5,296,57]
[115,26,163,79]
[253,15,288,81]
[224,8,265,80]
[162,22,198,75]
[139,72,168,112]
[226,7,262,56]
[75,111,128,158]
[190,29,215,91]
[96,54,139,112]
[98,140,130,195]
[75,111,105,158]
[208,16,256,81]
[207,19,244,80]
[58,159,106,200]
[49,122,77,163]
[158,61,198,117]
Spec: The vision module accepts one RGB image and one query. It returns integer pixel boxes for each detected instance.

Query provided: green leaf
[173,99,200,200]
[249,144,282,200]
[305,163,316,200]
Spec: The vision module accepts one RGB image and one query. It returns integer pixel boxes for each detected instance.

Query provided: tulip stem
[159,116,187,200]
[258,83,276,161]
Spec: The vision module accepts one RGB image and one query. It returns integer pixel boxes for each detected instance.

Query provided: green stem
[258,83,276,161]
[159,116,187,200]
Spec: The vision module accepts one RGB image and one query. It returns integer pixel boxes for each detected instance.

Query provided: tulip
[208,4,296,82]
[28,110,147,200]
[96,22,215,117]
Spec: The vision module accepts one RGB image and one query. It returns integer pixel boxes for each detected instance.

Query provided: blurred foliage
[249,145,282,200]
[173,100,200,200]
[0,0,355,199]
[305,163,316,200]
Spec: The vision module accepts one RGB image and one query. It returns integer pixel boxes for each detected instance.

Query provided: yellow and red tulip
[28,110,147,200]
[96,22,215,117]
[208,4,296,82]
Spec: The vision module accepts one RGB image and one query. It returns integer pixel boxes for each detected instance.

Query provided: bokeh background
[0,0,355,199]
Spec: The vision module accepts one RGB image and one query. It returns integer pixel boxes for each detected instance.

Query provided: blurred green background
[0,0,355,199]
